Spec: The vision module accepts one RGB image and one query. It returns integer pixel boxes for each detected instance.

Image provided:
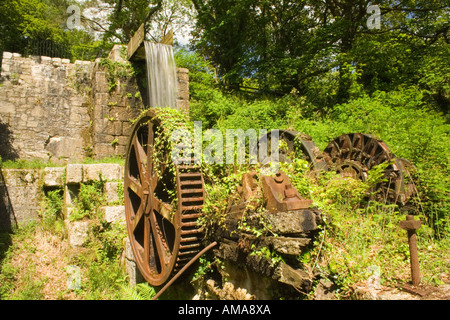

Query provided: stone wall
[0,163,145,285]
[0,53,93,162]
[0,168,43,230]
[0,164,125,231]
[0,47,189,163]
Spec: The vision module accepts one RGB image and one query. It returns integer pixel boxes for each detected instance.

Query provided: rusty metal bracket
[262,171,313,213]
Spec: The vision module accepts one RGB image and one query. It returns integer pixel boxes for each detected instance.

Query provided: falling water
[144,41,178,109]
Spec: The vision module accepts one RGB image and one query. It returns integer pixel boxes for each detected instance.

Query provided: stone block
[264,236,311,256]
[104,181,122,203]
[108,45,126,63]
[66,164,83,184]
[177,80,189,96]
[83,163,123,182]
[114,121,123,136]
[113,145,127,158]
[176,99,189,112]
[274,263,311,290]
[116,135,129,146]
[52,58,62,66]
[3,52,12,59]
[43,167,65,187]
[262,210,317,234]
[45,136,84,161]
[177,68,189,81]
[122,122,134,137]
[94,72,109,93]
[1,169,42,227]
[100,119,116,135]
[1,63,10,73]
[64,184,79,208]
[93,143,115,159]
[1,102,15,113]
[101,205,125,223]
[123,237,145,285]
[67,220,91,248]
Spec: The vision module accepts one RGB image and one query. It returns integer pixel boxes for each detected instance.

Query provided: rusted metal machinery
[123,113,417,292]
[322,133,415,206]
[124,110,205,286]
[124,29,417,295]
[123,112,326,291]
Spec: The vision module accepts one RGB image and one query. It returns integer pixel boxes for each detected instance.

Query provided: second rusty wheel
[124,109,205,286]
[255,130,328,171]
[323,133,414,205]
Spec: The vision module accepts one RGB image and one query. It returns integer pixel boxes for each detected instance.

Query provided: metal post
[399,215,421,286]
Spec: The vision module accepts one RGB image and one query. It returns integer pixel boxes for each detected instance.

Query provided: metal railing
[24,39,71,59]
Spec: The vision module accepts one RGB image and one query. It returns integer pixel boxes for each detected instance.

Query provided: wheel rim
[323,133,411,204]
[124,110,204,286]
[255,130,327,170]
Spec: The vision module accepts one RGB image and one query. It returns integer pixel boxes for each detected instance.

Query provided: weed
[0,159,61,169]
[70,180,106,221]
[39,188,65,235]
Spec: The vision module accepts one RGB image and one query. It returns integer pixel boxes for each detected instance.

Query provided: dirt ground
[4,228,80,300]
[3,227,449,300]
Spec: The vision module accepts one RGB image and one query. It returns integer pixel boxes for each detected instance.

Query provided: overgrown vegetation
[0,158,62,169]
[0,172,136,300]
[281,159,449,298]
[0,0,448,300]
[174,45,449,298]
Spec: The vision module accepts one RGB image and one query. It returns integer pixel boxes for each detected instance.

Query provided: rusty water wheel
[124,109,205,286]
[323,133,413,205]
[255,130,328,170]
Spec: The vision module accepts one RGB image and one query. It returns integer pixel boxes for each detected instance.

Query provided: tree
[81,0,195,45]
[95,0,163,43]
[0,0,106,60]
[0,0,70,54]
[191,0,449,109]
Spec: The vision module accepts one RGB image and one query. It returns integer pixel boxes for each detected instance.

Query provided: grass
[0,159,63,169]
[281,160,450,298]
[0,156,125,169]
[1,156,448,300]
[80,156,125,166]
[0,170,138,300]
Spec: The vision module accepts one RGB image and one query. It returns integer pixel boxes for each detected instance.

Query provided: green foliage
[0,0,110,61]
[80,156,125,166]
[70,179,106,221]
[217,98,290,131]
[199,165,245,237]
[98,58,136,92]
[282,156,450,298]
[0,159,61,169]
[192,256,214,282]
[174,48,236,128]
[286,88,449,238]
[250,245,284,267]
[39,188,65,234]
[100,0,163,43]
[120,282,157,300]
[192,0,449,110]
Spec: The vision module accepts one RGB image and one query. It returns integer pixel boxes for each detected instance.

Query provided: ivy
[98,58,136,92]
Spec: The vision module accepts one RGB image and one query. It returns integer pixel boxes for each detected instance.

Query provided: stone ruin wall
[0,48,190,286]
[0,47,189,230]
[0,47,189,163]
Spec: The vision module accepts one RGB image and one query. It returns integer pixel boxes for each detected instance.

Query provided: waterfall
[144,41,178,109]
